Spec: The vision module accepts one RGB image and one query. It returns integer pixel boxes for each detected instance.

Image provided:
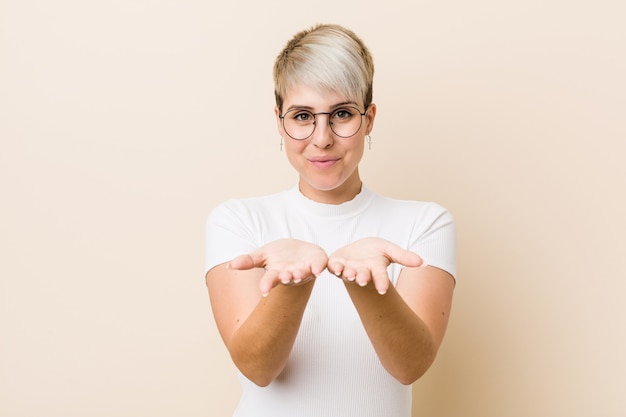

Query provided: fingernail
[261,291,269,297]
[358,281,367,287]
[378,290,387,295]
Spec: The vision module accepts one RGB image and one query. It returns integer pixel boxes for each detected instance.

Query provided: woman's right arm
[206,239,327,386]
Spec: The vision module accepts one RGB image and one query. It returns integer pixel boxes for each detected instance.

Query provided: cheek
[283,141,306,164]
[348,139,365,158]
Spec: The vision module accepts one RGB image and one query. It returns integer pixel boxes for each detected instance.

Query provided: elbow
[396,365,430,385]
[231,355,281,387]
[392,349,438,385]
[397,373,419,386]
[229,343,283,387]
[240,367,281,387]
[249,375,273,388]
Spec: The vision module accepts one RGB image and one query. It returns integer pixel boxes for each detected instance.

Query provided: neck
[298,176,362,205]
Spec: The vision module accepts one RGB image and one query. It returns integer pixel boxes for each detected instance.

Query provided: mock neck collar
[289,184,374,218]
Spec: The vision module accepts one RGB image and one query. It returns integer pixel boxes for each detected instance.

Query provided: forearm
[345,283,437,385]
[228,281,315,386]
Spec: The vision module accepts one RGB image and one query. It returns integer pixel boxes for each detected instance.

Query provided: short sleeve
[204,200,259,275]
[410,204,457,280]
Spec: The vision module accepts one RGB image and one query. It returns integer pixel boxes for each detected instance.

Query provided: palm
[229,239,328,296]
[327,238,423,294]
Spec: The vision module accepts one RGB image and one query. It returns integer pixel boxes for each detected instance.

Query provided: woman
[205,23,456,417]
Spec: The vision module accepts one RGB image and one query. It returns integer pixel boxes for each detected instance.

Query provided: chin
[305,178,354,195]
[307,176,344,191]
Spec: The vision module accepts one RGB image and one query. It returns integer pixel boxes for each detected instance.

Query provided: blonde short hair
[273,24,374,113]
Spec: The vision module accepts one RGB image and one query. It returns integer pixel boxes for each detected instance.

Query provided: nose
[310,113,334,148]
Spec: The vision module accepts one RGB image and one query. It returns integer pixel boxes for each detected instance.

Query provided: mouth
[308,156,340,169]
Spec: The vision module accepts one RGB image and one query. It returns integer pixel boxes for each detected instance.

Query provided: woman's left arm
[328,238,455,385]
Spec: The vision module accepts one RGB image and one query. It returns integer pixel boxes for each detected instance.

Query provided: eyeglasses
[279,106,368,140]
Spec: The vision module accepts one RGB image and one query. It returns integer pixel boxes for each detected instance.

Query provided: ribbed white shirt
[205,185,456,417]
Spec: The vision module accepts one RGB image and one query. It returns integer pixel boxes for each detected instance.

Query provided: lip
[308,156,340,169]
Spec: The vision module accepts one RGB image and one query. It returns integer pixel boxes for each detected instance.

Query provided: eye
[332,108,356,120]
[290,111,314,122]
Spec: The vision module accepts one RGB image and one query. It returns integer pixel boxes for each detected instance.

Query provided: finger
[310,258,329,277]
[259,270,280,297]
[228,254,256,270]
[278,270,294,285]
[291,267,313,284]
[326,259,345,277]
[291,271,303,284]
[382,243,423,267]
[354,268,371,287]
[342,266,357,282]
[370,265,391,295]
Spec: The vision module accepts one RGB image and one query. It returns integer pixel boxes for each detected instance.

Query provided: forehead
[282,84,356,110]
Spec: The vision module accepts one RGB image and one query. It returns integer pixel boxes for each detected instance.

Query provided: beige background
[1,0,625,416]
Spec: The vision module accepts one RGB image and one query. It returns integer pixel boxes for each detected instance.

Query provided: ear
[365,103,376,135]
[274,106,283,135]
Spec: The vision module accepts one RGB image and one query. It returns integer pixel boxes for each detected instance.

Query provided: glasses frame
[279,105,369,141]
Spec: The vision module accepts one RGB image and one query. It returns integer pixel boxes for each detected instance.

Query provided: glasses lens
[329,107,363,138]
[282,109,315,140]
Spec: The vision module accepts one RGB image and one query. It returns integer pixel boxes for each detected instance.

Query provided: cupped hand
[228,239,328,296]
[327,237,424,295]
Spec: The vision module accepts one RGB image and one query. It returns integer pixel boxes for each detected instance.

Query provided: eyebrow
[285,101,359,112]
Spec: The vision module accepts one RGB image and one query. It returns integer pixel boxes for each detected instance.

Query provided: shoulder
[208,188,294,217]
[369,192,457,278]
[368,190,454,224]
[206,188,299,235]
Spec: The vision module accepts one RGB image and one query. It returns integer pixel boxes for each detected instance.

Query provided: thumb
[383,243,423,268]
[228,254,258,270]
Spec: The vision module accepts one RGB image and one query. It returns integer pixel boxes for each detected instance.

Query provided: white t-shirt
[205,185,456,417]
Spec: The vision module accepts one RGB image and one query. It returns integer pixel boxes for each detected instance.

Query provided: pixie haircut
[273,24,374,113]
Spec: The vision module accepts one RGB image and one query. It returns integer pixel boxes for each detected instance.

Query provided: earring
[279,136,283,151]
[366,135,372,150]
